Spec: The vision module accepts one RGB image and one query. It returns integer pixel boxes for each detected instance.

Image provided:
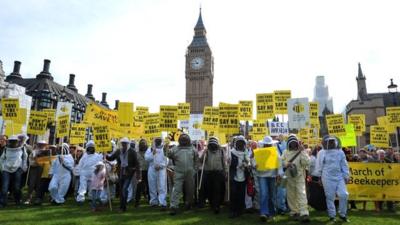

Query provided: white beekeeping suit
[145,137,168,207]
[315,136,350,222]
[48,143,74,204]
[76,141,103,203]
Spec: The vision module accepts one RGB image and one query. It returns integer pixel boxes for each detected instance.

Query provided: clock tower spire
[185,8,214,114]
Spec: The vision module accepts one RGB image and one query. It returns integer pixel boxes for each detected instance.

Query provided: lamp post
[388,78,399,151]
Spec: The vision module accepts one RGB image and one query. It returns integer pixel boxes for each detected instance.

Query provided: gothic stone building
[345,63,400,148]
[185,10,214,114]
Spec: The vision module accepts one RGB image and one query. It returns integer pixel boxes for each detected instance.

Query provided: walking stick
[198,150,207,191]
[25,164,31,187]
[104,155,113,211]
[226,145,230,202]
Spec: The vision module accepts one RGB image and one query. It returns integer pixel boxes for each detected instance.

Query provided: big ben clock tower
[185,9,214,114]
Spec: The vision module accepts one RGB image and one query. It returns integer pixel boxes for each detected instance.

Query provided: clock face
[191,57,204,70]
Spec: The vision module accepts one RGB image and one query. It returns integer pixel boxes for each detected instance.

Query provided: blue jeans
[276,186,287,212]
[258,177,276,216]
[91,190,102,209]
[1,168,23,206]
[119,175,133,211]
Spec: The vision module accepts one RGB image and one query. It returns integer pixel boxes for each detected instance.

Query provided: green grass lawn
[0,200,399,225]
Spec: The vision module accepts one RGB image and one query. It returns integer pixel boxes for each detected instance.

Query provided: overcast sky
[1,0,399,113]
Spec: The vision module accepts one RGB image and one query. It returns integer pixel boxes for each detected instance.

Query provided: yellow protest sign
[27,111,48,135]
[274,90,291,114]
[17,108,27,125]
[250,120,268,141]
[1,98,19,121]
[159,105,178,132]
[84,103,118,126]
[56,114,70,138]
[134,106,149,123]
[70,123,87,145]
[93,125,111,152]
[339,124,357,147]
[208,131,227,145]
[370,126,389,148]
[348,162,400,201]
[377,116,396,134]
[299,128,311,145]
[144,113,160,140]
[309,102,319,127]
[386,106,400,127]
[348,114,366,136]
[43,109,56,125]
[201,106,219,131]
[177,103,190,121]
[5,121,23,137]
[253,147,279,170]
[218,103,239,135]
[118,102,134,129]
[238,100,253,121]
[326,114,346,136]
[256,93,275,120]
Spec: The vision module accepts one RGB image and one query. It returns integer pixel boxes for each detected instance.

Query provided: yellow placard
[177,103,190,121]
[43,109,56,125]
[253,147,279,170]
[70,123,87,145]
[218,103,239,135]
[348,114,366,136]
[326,114,346,136]
[118,102,134,129]
[238,100,253,121]
[309,102,320,127]
[56,114,70,138]
[160,105,178,132]
[134,106,149,123]
[144,113,160,140]
[1,98,19,121]
[93,125,112,152]
[370,126,389,148]
[84,103,118,126]
[377,116,396,134]
[256,93,275,120]
[5,121,23,137]
[202,106,219,131]
[339,124,357,147]
[274,90,291,114]
[386,107,400,127]
[17,108,27,125]
[348,162,400,201]
[27,111,48,135]
[250,120,268,142]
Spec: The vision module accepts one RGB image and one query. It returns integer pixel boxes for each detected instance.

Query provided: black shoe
[160,206,167,211]
[185,204,192,211]
[329,217,336,222]
[291,213,300,221]
[170,208,178,216]
[301,215,310,223]
[339,216,350,222]
[214,208,220,214]
[134,202,139,208]
[260,215,267,222]
[229,212,237,218]
[245,208,254,214]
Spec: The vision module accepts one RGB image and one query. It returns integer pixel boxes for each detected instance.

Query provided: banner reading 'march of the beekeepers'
[347,162,400,201]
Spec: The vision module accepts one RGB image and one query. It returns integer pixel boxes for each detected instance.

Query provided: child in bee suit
[48,143,74,204]
[145,137,168,208]
[281,135,310,223]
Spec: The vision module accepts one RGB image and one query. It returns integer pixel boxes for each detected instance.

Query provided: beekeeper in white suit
[315,136,350,223]
[145,137,168,208]
[76,141,103,204]
[48,143,74,204]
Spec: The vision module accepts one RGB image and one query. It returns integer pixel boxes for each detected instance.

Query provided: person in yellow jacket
[281,135,310,223]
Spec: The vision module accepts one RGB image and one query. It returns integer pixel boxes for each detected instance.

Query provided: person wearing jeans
[253,136,283,222]
[106,137,141,212]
